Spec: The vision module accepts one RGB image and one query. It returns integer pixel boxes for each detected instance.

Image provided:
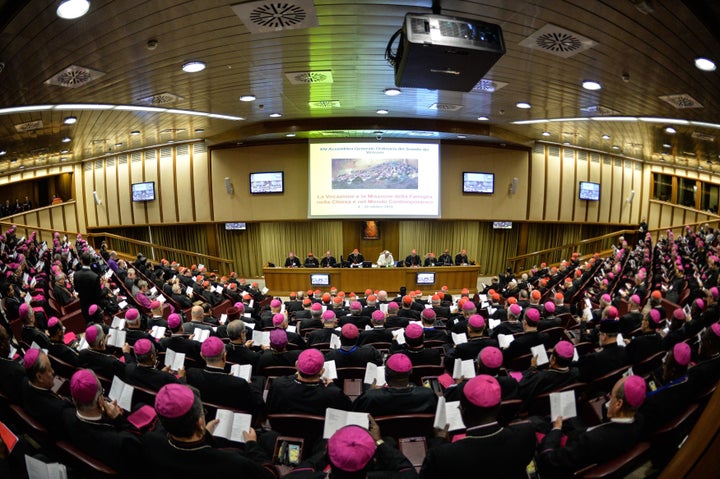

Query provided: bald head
[191,305,204,321]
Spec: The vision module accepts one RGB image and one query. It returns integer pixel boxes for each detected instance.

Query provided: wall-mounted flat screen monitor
[250,171,284,194]
[131,181,155,202]
[463,172,494,194]
[579,181,600,201]
[416,272,436,285]
[310,273,330,286]
[493,221,512,229]
[225,222,247,230]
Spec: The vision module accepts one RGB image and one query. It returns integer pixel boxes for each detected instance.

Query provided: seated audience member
[172,282,194,309]
[384,301,408,329]
[19,302,52,350]
[256,329,302,375]
[78,324,128,380]
[307,310,340,347]
[517,341,579,408]
[421,375,536,478]
[124,338,182,391]
[537,375,647,477]
[63,369,143,475]
[160,313,203,365]
[419,308,449,343]
[143,384,276,476]
[625,308,663,364]
[21,349,74,437]
[182,305,215,335]
[619,294,644,336]
[53,273,76,306]
[284,421,417,479]
[186,336,264,418]
[353,353,437,415]
[358,310,394,345]
[578,319,628,382]
[640,342,693,434]
[266,348,352,416]
[272,312,306,350]
[124,307,158,347]
[688,323,720,397]
[490,303,524,338]
[338,301,371,329]
[391,323,443,367]
[224,318,262,367]
[444,315,498,373]
[444,346,519,402]
[538,301,563,331]
[0,324,25,403]
[325,324,383,368]
[47,316,80,367]
[502,307,553,361]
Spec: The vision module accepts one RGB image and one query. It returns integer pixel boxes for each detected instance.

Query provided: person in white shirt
[376,250,395,267]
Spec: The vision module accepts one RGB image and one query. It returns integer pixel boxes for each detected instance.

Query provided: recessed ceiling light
[63,116,77,125]
[663,143,672,148]
[18,165,24,169]
[384,88,401,96]
[61,149,69,154]
[516,102,531,109]
[695,57,717,72]
[563,142,571,146]
[115,142,122,147]
[542,131,551,137]
[239,95,256,102]
[130,130,140,136]
[60,157,67,162]
[601,134,610,140]
[286,132,296,137]
[56,0,90,19]
[665,126,677,134]
[61,137,72,143]
[612,145,620,150]
[457,135,467,139]
[182,61,206,73]
[269,113,282,118]
[194,128,204,133]
[376,109,389,115]
[582,80,602,90]
[477,116,489,121]
[0,150,6,156]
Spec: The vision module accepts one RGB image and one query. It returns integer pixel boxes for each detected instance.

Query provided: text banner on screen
[308,141,440,218]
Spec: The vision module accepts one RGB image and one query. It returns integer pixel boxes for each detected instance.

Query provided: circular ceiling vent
[249,3,307,29]
[535,32,583,53]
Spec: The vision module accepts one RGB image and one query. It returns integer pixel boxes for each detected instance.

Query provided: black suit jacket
[186,365,264,417]
[74,266,103,316]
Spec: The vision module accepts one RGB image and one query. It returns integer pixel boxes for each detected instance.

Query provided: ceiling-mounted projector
[393,13,505,92]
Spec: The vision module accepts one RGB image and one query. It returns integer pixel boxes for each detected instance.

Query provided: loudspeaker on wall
[225,177,234,195]
[510,177,518,195]
[93,191,101,205]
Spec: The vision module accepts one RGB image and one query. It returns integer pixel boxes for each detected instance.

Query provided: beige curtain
[256,221,343,272]
[476,223,520,275]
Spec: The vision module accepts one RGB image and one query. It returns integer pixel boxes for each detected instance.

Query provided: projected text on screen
[308,142,440,218]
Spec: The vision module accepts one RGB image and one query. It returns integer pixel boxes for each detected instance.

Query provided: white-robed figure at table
[376,250,395,267]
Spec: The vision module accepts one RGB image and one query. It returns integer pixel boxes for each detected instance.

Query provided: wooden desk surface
[262,265,480,295]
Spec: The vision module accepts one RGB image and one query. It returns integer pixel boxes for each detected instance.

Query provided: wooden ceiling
[0,0,718,173]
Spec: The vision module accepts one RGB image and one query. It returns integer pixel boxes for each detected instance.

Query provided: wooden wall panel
[559,149,575,222]
[176,147,194,223]
[144,149,161,224]
[160,145,178,222]
[544,147,561,221]
[105,157,120,226]
[191,143,211,222]
[528,144,547,221]
[130,152,146,225]
[116,155,132,227]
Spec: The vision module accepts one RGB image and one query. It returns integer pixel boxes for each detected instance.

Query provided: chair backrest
[48,353,78,379]
[261,365,298,378]
[267,413,326,440]
[373,414,435,441]
[56,440,120,478]
[631,351,665,377]
[497,398,523,425]
[409,364,445,386]
[572,440,651,479]
[505,353,533,372]
[584,366,630,399]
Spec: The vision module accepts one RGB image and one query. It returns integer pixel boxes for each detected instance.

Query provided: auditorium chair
[47,353,78,380]
[572,441,651,479]
[649,402,702,469]
[334,366,367,400]
[497,398,523,425]
[373,413,435,472]
[55,440,119,478]
[409,364,445,387]
[8,403,56,451]
[582,366,630,400]
[631,351,664,377]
